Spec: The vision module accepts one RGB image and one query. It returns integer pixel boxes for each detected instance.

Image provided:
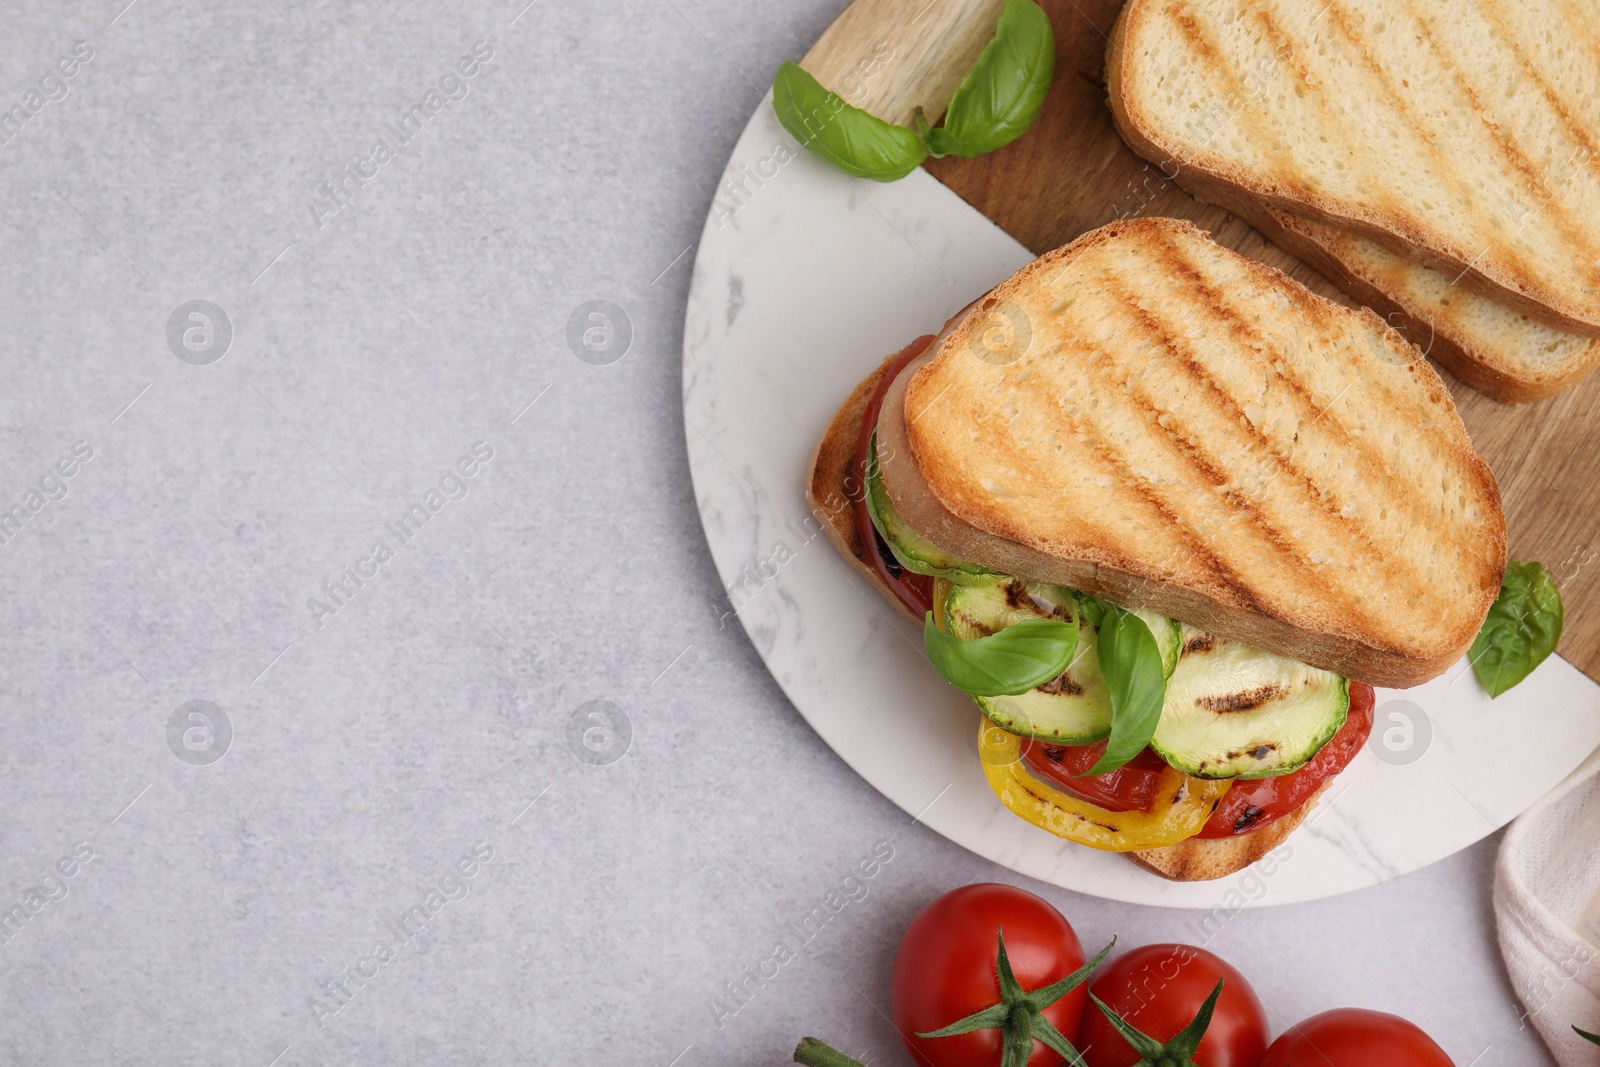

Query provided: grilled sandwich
[1106,0,1600,339]
[807,218,1506,880]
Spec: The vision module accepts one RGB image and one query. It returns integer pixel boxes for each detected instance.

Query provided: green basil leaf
[923,612,1078,696]
[1077,595,1106,628]
[1086,606,1168,775]
[1471,560,1563,698]
[771,61,927,181]
[926,0,1055,159]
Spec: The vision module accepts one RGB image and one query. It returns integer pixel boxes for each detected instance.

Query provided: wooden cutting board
[803,0,1600,682]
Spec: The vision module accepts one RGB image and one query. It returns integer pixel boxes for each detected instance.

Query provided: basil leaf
[1077,595,1107,628]
[1086,606,1168,775]
[923,612,1078,697]
[771,61,927,182]
[926,0,1055,159]
[1471,560,1563,698]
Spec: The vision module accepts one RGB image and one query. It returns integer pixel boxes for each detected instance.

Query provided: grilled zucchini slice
[1152,626,1349,780]
[864,436,999,584]
[945,579,1181,743]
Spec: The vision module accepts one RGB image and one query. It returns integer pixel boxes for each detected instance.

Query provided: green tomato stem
[792,1037,870,1067]
[918,931,1112,1065]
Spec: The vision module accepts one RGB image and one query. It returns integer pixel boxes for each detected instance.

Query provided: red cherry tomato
[1197,682,1375,838]
[1261,1008,1454,1066]
[892,883,1087,1067]
[1076,944,1268,1067]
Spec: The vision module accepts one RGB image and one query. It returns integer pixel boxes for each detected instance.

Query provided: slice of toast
[875,218,1505,690]
[806,350,1335,882]
[1105,0,1600,338]
[1233,200,1600,404]
[805,351,923,623]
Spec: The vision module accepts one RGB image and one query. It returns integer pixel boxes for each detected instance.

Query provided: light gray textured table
[0,1,1552,1064]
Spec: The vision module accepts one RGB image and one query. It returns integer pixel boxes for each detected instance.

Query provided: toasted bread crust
[1105,0,1600,339]
[805,352,923,625]
[1233,200,1600,404]
[1128,781,1331,881]
[875,218,1504,690]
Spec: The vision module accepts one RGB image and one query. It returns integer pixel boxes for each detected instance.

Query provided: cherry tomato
[892,883,1087,1067]
[1023,743,1170,813]
[852,335,935,617]
[1076,944,1268,1067]
[1198,682,1375,838]
[1261,1008,1453,1066]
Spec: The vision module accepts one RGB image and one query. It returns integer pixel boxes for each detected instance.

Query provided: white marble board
[682,95,1600,908]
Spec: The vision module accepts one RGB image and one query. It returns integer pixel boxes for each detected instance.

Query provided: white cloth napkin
[1496,749,1600,1065]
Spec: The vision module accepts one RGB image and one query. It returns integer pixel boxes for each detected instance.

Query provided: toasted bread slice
[1234,200,1600,404]
[807,357,1337,883]
[1128,780,1330,881]
[875,218,1505,690]
[805,351,924,624]
[1106,0,1600,337]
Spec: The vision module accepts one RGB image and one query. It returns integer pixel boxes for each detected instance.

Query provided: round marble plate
[681,95,1600,907]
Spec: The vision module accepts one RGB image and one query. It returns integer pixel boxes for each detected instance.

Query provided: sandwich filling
[854,342,1374,850]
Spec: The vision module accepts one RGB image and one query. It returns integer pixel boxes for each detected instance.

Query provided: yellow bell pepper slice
[978,719,1231,852]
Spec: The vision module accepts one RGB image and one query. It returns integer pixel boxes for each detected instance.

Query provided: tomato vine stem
[917,930,1114,1067]
[792,1037,869,1067]
[1089,978,1225,1067]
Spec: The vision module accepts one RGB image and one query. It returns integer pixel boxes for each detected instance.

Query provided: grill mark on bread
[1174,1,1370,204]
[1401,5,1558,202]
[1065,357,1302,616]
[983,344,1272,613]
[1253,0,1539,278]
[1144,238,1427,550]
[1174,3,1372,222]
[1095,264,1384,628]
[1311,3,1481,231]
[1476,0,1600,293]
[1240,6,1398,213]
[1403,8,1600,288]
[1548,0,1600,77]
[1101,279,1282,501]
[1164,5,1235,90]
[1305,0,1600,302]
[1170,8,1227,75]
[1147,237,1443,564]
[1148,234,1366,451]
[1475,0,1600,167]
[1155,240,1498,621]
[1162,225,1458,451]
